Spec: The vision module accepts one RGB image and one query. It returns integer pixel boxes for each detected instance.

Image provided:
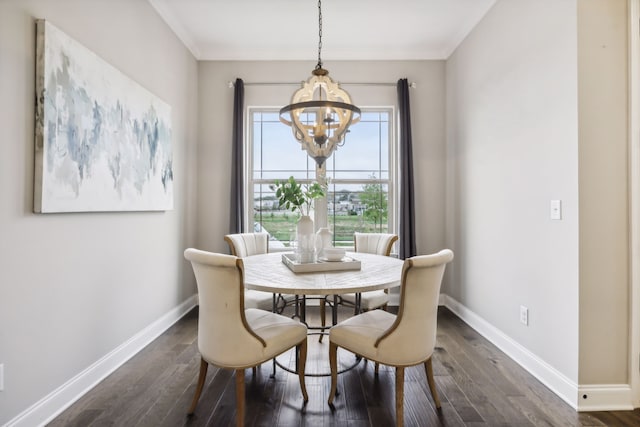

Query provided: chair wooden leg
[395,366,404,427]
[424,358,441,409]
[235,369,245,427]
[187,357,208,415]
[374,362,380,376]
[328,342,338,406]
[297,339,309,402]
[319,299,326,342]
[252,366,257,376]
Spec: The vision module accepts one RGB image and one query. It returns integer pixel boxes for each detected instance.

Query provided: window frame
[244,105,399,249]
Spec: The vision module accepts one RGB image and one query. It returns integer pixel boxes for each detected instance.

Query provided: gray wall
[0,0,198,424]
[446,0,580,383]
[446,0,631,403]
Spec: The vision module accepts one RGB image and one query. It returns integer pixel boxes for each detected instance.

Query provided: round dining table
[243,251,403,293]
[243,251,403,327]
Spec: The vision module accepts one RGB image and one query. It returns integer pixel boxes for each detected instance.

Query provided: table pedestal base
[270,294,363,377]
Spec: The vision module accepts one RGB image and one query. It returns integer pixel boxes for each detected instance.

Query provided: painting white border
[34,20,173,213]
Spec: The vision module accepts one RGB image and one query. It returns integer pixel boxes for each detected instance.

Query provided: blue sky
[252,110,390,184]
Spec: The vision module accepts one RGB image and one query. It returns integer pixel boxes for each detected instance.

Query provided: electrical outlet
[550,200,562,220]
[0,363,4,391]
[520,306,529,326]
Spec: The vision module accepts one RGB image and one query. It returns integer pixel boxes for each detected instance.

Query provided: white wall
[446,0,580,387]
[0,0,198,424]
[196,60,447,256]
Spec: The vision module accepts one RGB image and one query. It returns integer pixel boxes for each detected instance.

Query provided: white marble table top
[242,251,404,295]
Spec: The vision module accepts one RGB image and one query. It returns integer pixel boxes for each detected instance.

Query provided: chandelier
[279,0,360,167]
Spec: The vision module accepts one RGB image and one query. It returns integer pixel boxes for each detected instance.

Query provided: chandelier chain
[316,0,323,70]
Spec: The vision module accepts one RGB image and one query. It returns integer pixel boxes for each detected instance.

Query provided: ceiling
[148,0,496,61]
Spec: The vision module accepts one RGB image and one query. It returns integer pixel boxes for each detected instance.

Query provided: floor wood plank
[48,306,640,426]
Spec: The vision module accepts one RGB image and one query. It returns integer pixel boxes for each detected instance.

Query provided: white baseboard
[577,384,634,411]
[4,294,198,427]
[440,294,580,410]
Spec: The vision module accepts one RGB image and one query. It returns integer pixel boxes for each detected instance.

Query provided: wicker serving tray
[281,253,361,273]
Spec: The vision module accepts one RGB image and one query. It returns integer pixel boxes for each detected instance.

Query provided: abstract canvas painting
[34,20,173,213]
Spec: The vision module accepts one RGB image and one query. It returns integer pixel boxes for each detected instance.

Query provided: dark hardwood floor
[48,306,640,426]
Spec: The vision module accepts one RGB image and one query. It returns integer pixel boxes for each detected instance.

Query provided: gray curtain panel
[397,78,416,259]
[230,78,244,234]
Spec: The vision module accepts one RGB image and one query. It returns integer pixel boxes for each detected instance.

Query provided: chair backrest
[224,233,269,257]
[184,248,266,367]
[374,249,454,365]
[354,232,398,256]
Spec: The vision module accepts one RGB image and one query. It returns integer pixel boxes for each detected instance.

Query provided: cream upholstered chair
[318,233,398,342]
[225,232,299,315]
[224,233,273,311]
[340,232,399,312]
[184,248,308,426]
[224,232,269,257]
[328,249,454,427]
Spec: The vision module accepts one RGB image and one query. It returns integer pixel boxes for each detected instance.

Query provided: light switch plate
[520,306,529,326]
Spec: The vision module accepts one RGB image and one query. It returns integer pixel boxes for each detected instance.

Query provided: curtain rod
[227,81,417,88]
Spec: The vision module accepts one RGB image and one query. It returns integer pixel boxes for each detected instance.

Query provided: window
[247,108,396,249]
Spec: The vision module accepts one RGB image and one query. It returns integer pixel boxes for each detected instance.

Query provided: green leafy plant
[272,176,325,217]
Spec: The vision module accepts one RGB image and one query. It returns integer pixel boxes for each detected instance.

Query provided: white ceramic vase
[315,227,333,258]
[296,215,315,263]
